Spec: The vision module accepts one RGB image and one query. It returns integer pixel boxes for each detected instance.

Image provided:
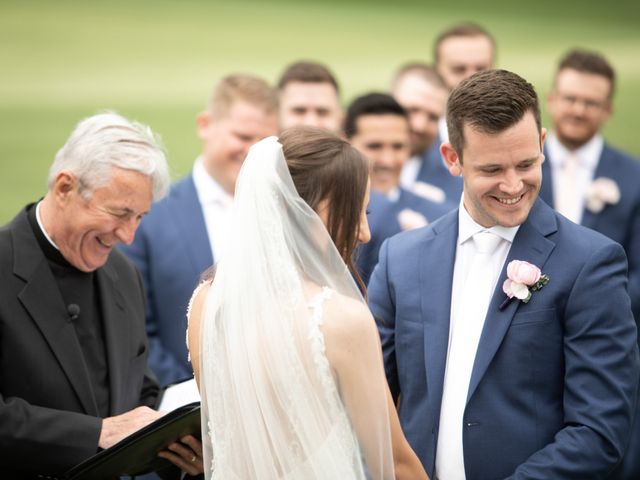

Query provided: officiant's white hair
[47,111,170,200]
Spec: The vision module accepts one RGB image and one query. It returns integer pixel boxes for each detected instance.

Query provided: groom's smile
[455,111,545,228]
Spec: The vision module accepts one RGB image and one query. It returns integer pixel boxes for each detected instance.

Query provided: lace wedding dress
[192,137,394,479]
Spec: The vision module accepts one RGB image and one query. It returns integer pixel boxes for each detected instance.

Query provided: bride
[187,127,427,479]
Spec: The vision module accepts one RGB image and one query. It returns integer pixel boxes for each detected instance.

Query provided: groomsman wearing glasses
[541,50,640,322]
[540,49,640,477]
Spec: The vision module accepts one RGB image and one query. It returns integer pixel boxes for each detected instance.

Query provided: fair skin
[40,167,204,474]
[350,115,411,194]
[187,183,427,479]
[197,100,278,195]
[40,167,153,272]
[441,111,546,228]
[278,81,343,132]
[392,74,448,155]
[436,35,494,91]
[547,68,612,150]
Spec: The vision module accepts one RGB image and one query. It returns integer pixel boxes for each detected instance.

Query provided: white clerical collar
[546,132,603,170]
[192,156,234,209]
[35,201,60,250]
[457,196,520,246]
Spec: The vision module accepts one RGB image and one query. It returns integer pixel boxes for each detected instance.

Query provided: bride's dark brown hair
[279,126,369,290]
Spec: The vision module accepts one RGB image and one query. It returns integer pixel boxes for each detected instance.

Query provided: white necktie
[556,153,581,223]
[436,231,503,480]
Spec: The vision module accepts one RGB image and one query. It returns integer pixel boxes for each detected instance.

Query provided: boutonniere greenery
[585,177,620,213]
[501,260,549,307]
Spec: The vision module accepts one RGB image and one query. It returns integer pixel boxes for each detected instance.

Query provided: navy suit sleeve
[120,220,191,386]
[626,201,640,327]
[508,242,640,479]
[368,239,400,402]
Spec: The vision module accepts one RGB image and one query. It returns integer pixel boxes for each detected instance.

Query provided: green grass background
[1,0,639,224]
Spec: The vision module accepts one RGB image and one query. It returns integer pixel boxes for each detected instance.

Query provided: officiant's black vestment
[0,205,160,479]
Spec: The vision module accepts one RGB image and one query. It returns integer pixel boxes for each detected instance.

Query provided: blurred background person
[345,92,449,285]
[541,49,640,321]
[434,22,496,142]
[540,50,640,478]
[121,74,278,386]
[391,63,461,207]
[277,60,343,132]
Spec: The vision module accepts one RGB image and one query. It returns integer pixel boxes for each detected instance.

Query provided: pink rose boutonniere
[500,260,549,308]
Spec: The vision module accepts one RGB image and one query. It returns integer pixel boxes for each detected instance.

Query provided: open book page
[158,377,200,412]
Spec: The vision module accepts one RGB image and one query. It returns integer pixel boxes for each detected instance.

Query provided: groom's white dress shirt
[192,156,234,262]
[435,201,519,480]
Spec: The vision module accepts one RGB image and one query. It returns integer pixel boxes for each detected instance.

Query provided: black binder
[64,402,201,480]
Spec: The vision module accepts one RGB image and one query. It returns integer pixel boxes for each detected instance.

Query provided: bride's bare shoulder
[321,291,379,358]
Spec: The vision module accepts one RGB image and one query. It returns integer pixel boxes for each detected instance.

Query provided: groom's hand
[158,434,204,476]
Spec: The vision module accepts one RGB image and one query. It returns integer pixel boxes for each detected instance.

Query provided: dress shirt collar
[457,196,520,246]
[546,132,603,170]
[192,156,233,208]
[385,187,401,203]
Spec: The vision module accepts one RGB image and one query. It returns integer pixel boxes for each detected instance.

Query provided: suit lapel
[421,212,458,411]
[13,211,99,415]
[467,200,558,402]
[97,259,129,414]
[170,176,214,272]
[539,145,554,207]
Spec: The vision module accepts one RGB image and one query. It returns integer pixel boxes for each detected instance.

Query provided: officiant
[0,112,203,479]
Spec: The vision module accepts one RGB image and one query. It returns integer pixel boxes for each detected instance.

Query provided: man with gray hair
[0,112,203,478]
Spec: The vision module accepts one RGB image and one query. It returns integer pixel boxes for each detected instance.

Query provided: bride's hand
[157,434,204,476]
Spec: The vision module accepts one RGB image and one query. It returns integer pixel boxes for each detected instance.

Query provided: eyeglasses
[556,93,609,112]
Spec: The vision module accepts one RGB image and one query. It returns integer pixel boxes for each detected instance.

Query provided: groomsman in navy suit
[540,49,640,477]
[120,75,278,385]
[345,92,450,285]
[369,69,639,479]
[541,49,640,321]
[391,63,462,208]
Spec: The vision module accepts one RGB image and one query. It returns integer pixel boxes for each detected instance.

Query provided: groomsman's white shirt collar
[192,156,234,261]
[400,156,422,189]
[547,132,604,224]
[384,187,401,203]
[438,116,449,144]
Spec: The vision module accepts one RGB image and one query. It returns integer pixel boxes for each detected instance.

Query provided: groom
[368,69,640,479]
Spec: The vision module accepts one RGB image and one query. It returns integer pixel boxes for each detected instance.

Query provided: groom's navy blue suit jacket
[120,175,213,386]
[539,143,640,477]
[369,198,640,479]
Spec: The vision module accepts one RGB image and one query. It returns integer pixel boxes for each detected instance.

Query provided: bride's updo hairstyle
[279,126,369,285]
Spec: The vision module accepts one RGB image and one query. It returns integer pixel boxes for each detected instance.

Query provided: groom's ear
[441,143,462,177]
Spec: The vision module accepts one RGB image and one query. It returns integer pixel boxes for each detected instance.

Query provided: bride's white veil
[198,135,394,479]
